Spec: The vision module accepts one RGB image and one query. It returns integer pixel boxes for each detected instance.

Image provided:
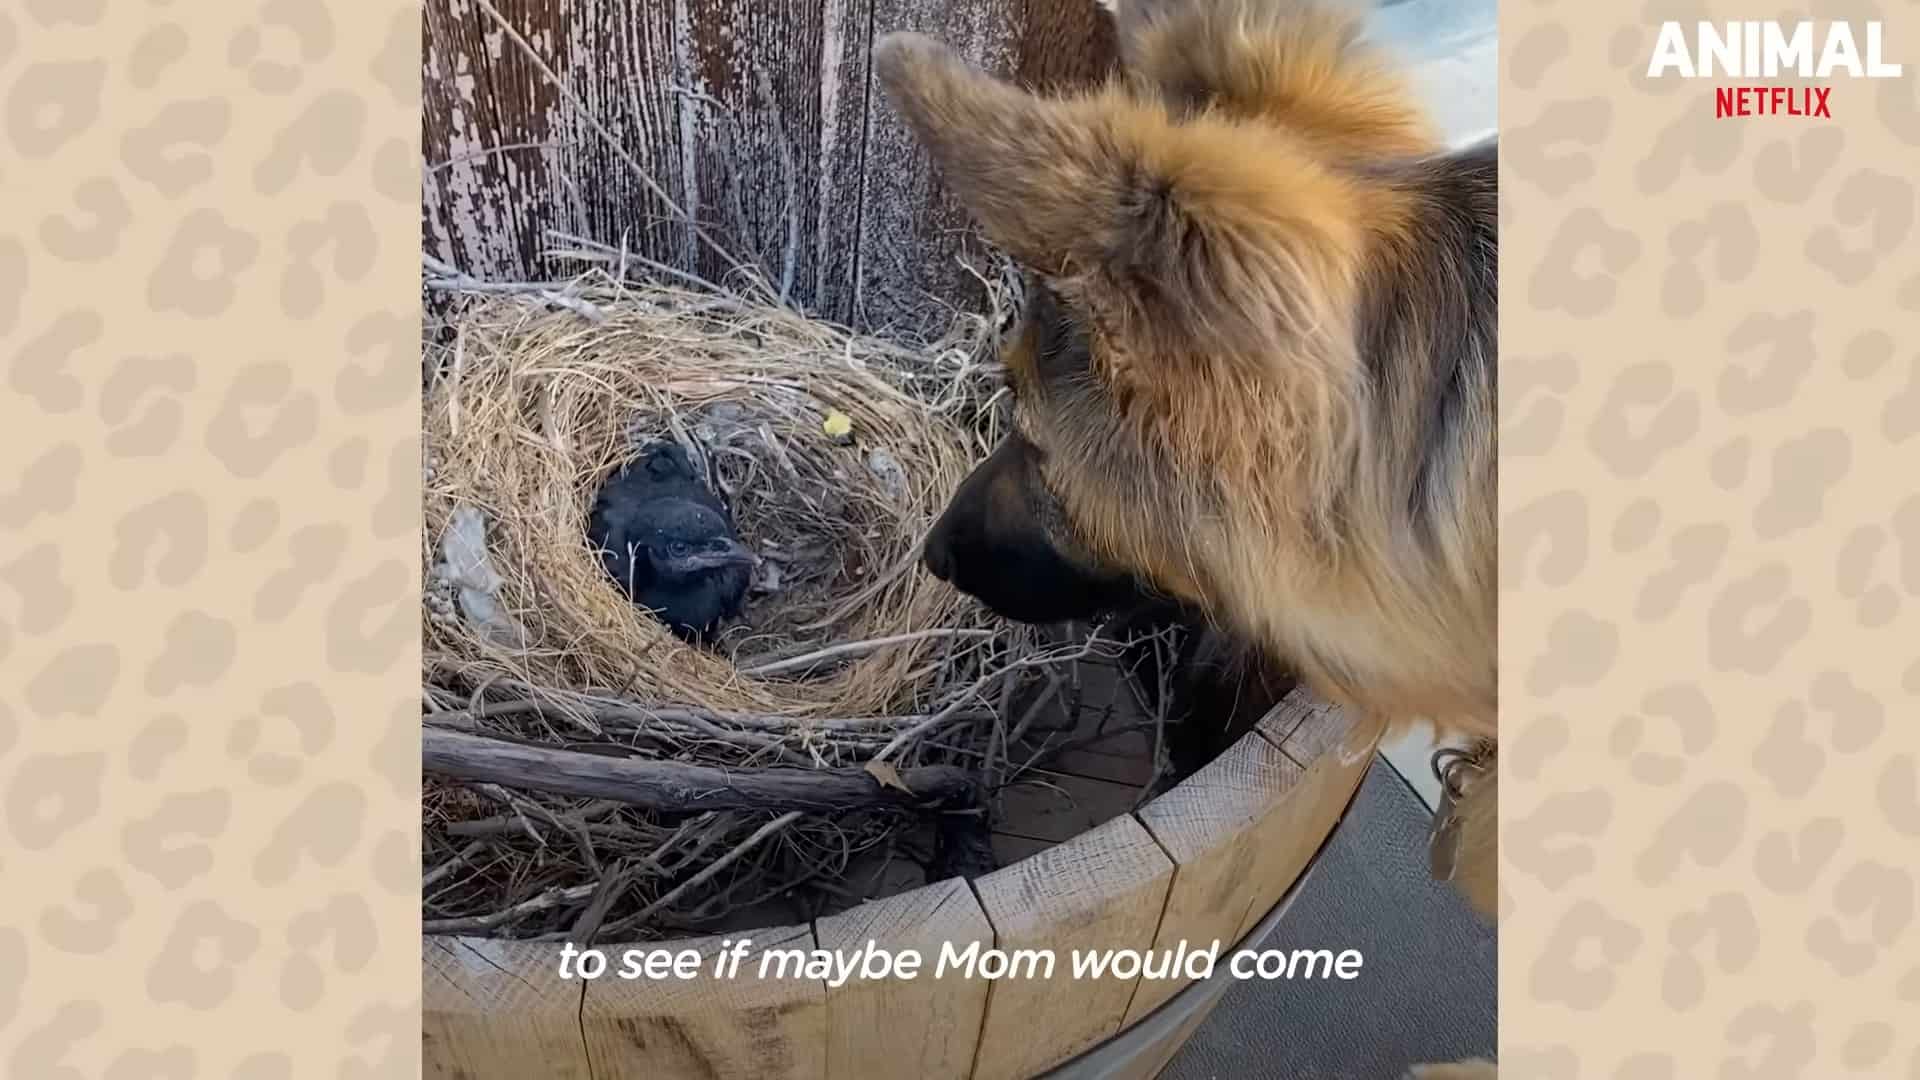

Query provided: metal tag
[1428,782,1463,882]
[1427,740,1491,883]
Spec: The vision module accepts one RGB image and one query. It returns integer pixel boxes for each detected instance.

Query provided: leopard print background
[1503,1,1919,1074]
[2,2,419,1076]
[3,0,1915,1075]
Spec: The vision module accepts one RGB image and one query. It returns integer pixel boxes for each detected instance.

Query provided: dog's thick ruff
[880,3,1498,1068]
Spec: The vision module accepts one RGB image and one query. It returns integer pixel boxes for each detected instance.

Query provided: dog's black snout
[922,519,956,582]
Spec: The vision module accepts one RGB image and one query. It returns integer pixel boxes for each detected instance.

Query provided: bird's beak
[681,540,761,572]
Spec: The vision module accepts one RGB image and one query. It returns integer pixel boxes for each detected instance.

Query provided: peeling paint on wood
[422,0,1114,337]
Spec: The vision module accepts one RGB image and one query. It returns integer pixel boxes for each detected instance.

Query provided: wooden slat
[816,877,993,1079]
[813,0,878,315]
[1125,732,1306,1022]
[678,0,847,293]
[421,0,568,287]
[1244,693,1388,939]
[1265,689,1362,767]
[423,937,592,1079]
[421,0,867,322]
[1039,802,1346,1080]
[580,923,827,1080]
[423,0,1116,332]
[851,0,1114,335]
[856,0,1023,338]
[969,813,1174,1080]
[1250,686,1325,752]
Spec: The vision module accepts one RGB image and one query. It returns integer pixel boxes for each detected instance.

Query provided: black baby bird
[589,441,756,643]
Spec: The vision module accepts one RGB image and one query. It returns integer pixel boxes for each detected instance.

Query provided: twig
[871,684,993,766]
[542,229,730,294]
[872,634,1116,764]
[473,783,545,845]
[1008,671,1065,747]
[794,533,937,631]
[427,139,575,174]
[423,840,486,889]
[639,812,723,875]
[739,628,997,678]
[632,706,812,767]
[567,860,635,946]
[689,710,974,733]
[480,783,604,871]
[449,816,647,840]
[447,321,465,438]
[600,811,803,939]
[1138,631,1177,807]
[983,664,1019,787]
[659,812,737,875]
[425,693,980,738]
[425,729,982,813]
[611,707,969,734]
[423,253,607,322]
[446,800,626,840]
[423,882,600,934]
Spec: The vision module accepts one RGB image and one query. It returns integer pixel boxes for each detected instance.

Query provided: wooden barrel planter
[424,688,1384,1080]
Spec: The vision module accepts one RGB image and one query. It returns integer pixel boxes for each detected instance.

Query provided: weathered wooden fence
[422,0,1116,339]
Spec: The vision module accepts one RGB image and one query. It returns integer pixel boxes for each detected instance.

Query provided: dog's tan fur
[876,2,1497,1062]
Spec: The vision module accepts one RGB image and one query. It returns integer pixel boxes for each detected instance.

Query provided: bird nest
[423,286,1010,715]
[419,277,1140,942]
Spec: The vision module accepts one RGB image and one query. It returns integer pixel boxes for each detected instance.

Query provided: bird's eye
[668,541,689,557]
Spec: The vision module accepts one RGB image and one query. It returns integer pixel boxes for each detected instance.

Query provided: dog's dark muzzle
[922,436,1143,624]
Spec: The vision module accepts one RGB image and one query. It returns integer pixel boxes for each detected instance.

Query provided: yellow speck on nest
[822,409,853,440]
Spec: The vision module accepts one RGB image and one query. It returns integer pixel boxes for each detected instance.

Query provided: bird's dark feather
[588,441,750,643]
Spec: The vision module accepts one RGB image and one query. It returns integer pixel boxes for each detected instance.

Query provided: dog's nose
[922,530,954,582]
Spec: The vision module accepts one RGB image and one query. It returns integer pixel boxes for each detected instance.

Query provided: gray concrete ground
[1163,761,1496,1080]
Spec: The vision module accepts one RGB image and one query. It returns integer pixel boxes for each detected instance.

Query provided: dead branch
[423,882,599,934]
[599,811,804,940]
[423,840,486,889]
[425,728,982,813]
[739,628,997,678]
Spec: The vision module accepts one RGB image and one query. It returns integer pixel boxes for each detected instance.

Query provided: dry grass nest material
[419,280,1146,942]
[424,285,1014,717]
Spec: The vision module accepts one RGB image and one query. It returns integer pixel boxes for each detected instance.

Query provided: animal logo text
[1645,21,1902,119]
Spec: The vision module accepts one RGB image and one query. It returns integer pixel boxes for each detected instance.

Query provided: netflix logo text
[1714,86,1829,118]
[1644,21,1903,120]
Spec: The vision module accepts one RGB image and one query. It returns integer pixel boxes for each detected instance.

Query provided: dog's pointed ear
[873,32,1129,277]
[875,31,1383,371]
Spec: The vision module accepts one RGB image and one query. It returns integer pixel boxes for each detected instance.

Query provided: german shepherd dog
[876,1,1496,1069]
